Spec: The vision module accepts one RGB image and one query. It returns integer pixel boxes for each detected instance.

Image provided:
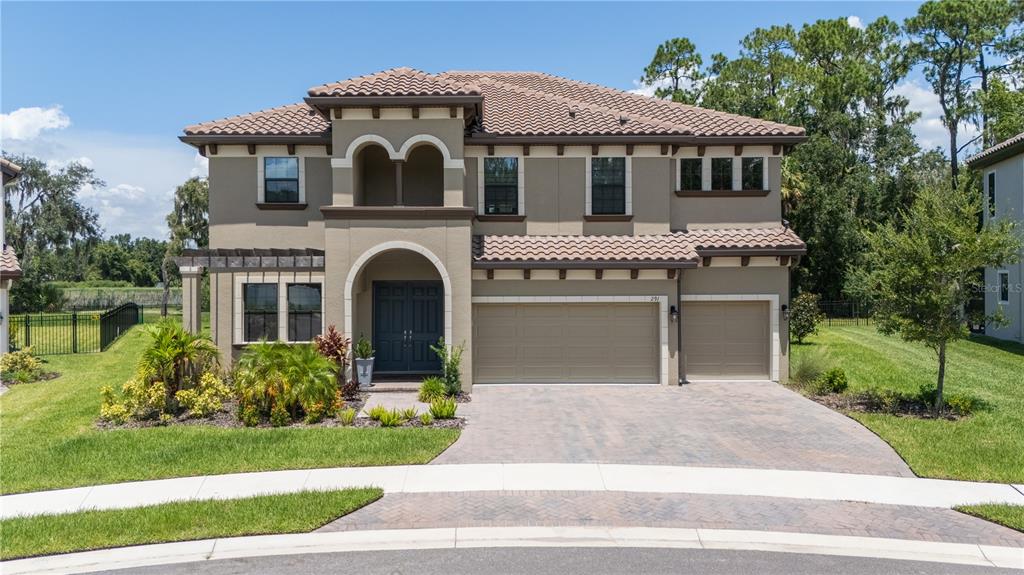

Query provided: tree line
[2,153,208,313]
[641,0,1023,299]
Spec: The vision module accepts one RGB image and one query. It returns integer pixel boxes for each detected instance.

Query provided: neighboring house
[966,131,1024,344]
[1,158,24,356]
[176,68,807,389]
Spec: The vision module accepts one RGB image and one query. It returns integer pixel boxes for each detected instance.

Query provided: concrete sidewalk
[4,526,1023,574]
[4,464,1024,519]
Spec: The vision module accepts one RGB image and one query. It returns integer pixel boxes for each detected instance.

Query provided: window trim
[677,157,703,191]
[241,283,279,343]
[741,156,767,191]
[997,270,1010,304]
[477,155,525,216]
[233,272,325,345]
[286,282,324,343]
[586,156,632,216]
[258,156,305,204]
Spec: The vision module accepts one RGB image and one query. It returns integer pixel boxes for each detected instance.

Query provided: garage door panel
[474,302,659,384]
[683,301,769,380]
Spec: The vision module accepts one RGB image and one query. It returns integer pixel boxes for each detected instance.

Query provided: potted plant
[354,335,375,388]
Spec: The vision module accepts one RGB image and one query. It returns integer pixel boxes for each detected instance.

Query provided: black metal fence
[9,303,143,355]
[818,300,873,326]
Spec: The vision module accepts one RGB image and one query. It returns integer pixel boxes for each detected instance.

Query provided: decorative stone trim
[332,134,464,170]
[472,295,670,386]
[680,294,781,381]
[321,207,475,220]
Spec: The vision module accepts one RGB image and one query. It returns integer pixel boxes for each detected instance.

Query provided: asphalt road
[100,547,1016,575]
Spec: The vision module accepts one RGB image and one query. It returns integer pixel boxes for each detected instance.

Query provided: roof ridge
[308,67,481,97]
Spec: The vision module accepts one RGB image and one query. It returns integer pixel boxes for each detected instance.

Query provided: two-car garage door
[473,303,660,384]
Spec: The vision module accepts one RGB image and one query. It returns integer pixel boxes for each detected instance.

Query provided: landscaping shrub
[233,341,338,426]
[401,407,418,420]
[790,292,825,344]
[378,409,404,427]
[175,373,231,418]
[354,336,374,360]
[137,320,220,409]
[0,348,44,384]
[429,397,457,419]
[239,404,260,427]
[270,401,289,427]
[314,325,350,391]
[791,346,831,388]
[430,338,464,395]
[418,376,447,402]
[808,368,848,395]
[338,407,356,426]
[365,404,388,421]
[99,377,166,423]
[945,392,980,416]
[304,402,327,424]
[419,413,434,425]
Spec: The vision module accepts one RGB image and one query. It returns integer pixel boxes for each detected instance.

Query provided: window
[287,283,322,342]
[679,158,702,190]
[591,157,626,214]
[998,271,1010,304]
[988,172,996,217]
[711,157,733,190]
[742,157,764,190]
[483,157,519,215]
[243,284,278,342]
[264,157,299,203]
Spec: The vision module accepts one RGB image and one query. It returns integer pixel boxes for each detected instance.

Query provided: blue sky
[3,1,941,239]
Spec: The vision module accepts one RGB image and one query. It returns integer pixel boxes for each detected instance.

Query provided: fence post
[72,312,79,354]
[140,304,144,325]
[25,315,31,348]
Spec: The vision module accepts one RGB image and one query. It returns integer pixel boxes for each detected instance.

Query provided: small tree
[854,178,1019,414]
[790,292,825,344]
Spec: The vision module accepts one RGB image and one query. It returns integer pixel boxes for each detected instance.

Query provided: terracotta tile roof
[0,246,22,280]
[1,158,22,176]
[183,103,329,136]
[185,68,806,139]
[966,131,1024,168]
[442,71,804,138]
[472,227,805,266]
[308,67,481,98]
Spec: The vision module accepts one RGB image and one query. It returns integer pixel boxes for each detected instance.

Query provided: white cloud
[847,15,865,30]
[190,153,209,178]
[894,79,981,155]
[1,106,71,140]
[628,77,671,98]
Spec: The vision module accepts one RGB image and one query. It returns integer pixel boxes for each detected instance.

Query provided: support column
[180,266,203,334]
[1,279,10,356]
[394,160,404,205]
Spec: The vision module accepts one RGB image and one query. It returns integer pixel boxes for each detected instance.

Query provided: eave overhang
[464,134,808,146]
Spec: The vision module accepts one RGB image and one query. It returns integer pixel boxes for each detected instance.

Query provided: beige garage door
[473,303,659,384]
[682,301,770,380]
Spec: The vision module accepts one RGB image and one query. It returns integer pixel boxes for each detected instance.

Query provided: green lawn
[0,488,382,560]
[956,505,1024,534]
[792,326,1024,483]
[1,316,460,494]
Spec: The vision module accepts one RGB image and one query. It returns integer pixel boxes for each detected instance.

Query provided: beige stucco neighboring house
[967,131,1024,344]
[176,68,807,390]
[1,158,24,357]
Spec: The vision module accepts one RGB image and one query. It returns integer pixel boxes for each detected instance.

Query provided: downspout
[677,268,685,385]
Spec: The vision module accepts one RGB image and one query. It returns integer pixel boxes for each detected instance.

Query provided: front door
[373,281,443,374]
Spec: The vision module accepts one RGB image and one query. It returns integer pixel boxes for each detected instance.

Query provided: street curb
[3,526,1022,574]
[4,464,1024,519]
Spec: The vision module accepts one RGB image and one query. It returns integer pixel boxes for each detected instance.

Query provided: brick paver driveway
[434,382,914,477]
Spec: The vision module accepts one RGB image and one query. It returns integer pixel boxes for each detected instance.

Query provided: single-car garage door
[682,301,770,380]
[473,303,659,384]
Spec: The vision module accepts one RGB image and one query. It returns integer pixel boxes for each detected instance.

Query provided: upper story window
[679,158,702,191]
[264,157,299,203]
[710,158,733,191]
[243,283,278,342]
[742,157,764,190]
[987,172,997,218]
[998,271,1010,304]
[287,283,322,342]
[483,157,519,215]
[591,157,627,214]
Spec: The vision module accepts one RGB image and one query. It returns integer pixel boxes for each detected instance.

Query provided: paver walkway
[320,491,1024,548]
[435,383,914,477]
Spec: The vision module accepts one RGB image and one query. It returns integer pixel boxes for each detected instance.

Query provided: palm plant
[233,341,337,422]
[283,344,338,417]
[233,341,291,416]
[137,320,219,408]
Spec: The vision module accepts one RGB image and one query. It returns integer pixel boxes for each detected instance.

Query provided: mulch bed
[799,388,963,421]
[1,371,62,386]
[96,391,467,430]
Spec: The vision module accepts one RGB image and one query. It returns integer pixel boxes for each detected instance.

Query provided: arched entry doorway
[345,242,452,376]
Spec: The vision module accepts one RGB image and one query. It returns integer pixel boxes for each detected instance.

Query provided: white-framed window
[678,158,702,190]
[680,155,768,191]
[477,156,525,215]
[987,171,997,218]
[586,156,632,215]
[998,270,1010,304]
[741,157,765,190]
[234,273,324,344]
[258,156,305,204]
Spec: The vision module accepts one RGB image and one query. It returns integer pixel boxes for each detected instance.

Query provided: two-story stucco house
[967,131,1024,344]
[176,68,807,390]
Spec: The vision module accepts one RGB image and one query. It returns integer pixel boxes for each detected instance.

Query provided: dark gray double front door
[373,281,443,374]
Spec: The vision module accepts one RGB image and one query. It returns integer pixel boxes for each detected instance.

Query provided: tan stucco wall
[208,156,329,249]
[982,154,1024,342]
[670,156,783,229]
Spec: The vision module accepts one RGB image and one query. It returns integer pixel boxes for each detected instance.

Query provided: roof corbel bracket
[773,144,782,156]
[523,269,531,280]
[697,145,706,157]
[667,268,676,279]
[287,144,296,156]
[558,269,566,280]
[522,145,530,157]
[780,255,790,267]
[591,144,600,156]
[247,144,256,155]
[630,269,639,280]
[557,145,565,156]
[734,144,744,156]
[660,144,669,156]
[412,106,420,119]
[626,144,634,156]
[740,256,751,267]
[208,144,218,155]
[595,269,603,280]
[486,269,494,280]
[372,107,381,119]
[702,256,712,267]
